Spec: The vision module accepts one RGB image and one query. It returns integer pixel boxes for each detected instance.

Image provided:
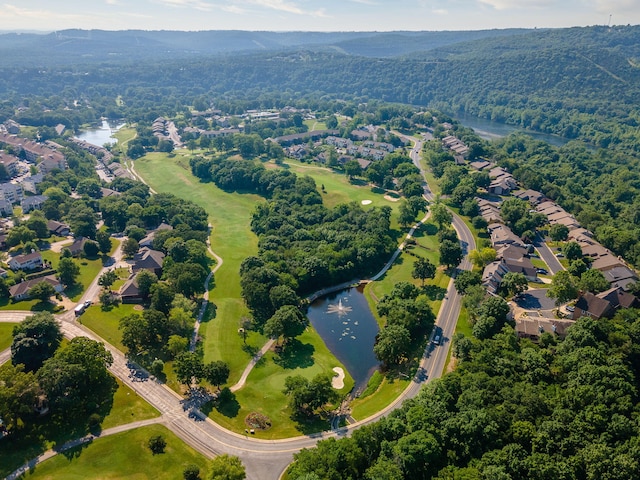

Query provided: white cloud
[477,0,554,10]
[348,0,379,5]
[2,3,85,20]
[153,0,215,11]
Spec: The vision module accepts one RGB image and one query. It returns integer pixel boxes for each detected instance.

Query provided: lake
[74,119,125,146]
[454,111,571,147]
[306,286,380,392]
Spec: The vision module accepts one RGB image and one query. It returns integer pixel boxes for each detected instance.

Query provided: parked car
[536,268,548,275]
[566,305,575,312]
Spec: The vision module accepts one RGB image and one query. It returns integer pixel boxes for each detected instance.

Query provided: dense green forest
[189,156,397,322]
[287,311,640,479]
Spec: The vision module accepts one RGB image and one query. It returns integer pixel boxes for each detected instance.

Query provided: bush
[183,464,201,480]
[148,434,166,454]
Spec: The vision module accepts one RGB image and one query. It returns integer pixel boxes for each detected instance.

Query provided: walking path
[190,224,224,351]
[230,339,275,392]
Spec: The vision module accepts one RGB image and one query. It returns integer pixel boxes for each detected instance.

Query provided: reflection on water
[307,286,379,391]
[75,119,125,146]
[454,111,571,147]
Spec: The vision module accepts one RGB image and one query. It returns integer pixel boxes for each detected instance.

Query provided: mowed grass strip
[101,377,161,429]
[80,303,140,352]
[0,322,17,350]
[20,424,209,480]
[134,152,265,383]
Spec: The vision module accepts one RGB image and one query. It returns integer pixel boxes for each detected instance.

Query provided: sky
[1,0,638,32]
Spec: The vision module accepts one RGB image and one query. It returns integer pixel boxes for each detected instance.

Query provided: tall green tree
[411,257,436,286]
[11,312,62,372]
[57,257,80,286]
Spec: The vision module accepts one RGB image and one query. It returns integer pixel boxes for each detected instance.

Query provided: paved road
[533,233,564,274]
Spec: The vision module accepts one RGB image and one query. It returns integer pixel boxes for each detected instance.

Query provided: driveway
[514,288,557,312]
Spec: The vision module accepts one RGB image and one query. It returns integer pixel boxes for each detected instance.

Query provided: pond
[454,111,572,147]
[306,285,380,392]
[74,119,125,146]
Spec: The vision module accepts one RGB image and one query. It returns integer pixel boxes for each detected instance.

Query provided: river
[74,119,125,146]
[454,111,571,147]
[306,286,380,392]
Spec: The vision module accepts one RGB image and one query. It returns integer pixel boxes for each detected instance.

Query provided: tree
[567,259,588,277]
[374,324,411,366]
[38,337,114,415]
[398,201,417,228]
[25,213,49,238]
[283,373,338,416]
[454,270,482,294]
[0,363,38,432]
[150,281,175,314]
[343,160,362,180]
[208,454,246,480]
[183,464,201,480]
[204,361,230,390]
[96,230,112,254]
[549,223,569,242]
[7,225,35,247]
[28,280,56,302]
[547,270,578,306]
[439,239,463,268]
[500,272,529,297]
[11,312,62,372]
[136,269,158,298]
[431,201,452,230]
[174,351,203,386]
[264,305,308,343]
[579,268,610,294]
[469,247,497,269]
[83,239,100,258]
[148,435,166,454]
[166,334,189,358]
[57,257,80,286]
[563,241,582,261]
[122,237,139,257]
[412,257,436,286]
[478,296,510,323]
[98,269,118,289]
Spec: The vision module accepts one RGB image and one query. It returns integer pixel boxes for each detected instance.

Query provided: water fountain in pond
[326,298,352,315]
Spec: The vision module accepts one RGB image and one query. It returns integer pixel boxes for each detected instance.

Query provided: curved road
[3,134,476,480]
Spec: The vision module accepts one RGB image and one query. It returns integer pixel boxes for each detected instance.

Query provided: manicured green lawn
[350,376,409,421]
[207,326,354,439]
[81,303,140,352]
[0,297,60,312]
[20,425,209,480]
[0,322,17,350]
[134,152,265,384]
[40,250,105,302]
[101,377,161,430]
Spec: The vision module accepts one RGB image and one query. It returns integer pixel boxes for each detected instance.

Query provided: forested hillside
[287,312,640,479]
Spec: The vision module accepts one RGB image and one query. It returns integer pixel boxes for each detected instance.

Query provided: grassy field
[101,377,160,429]
[134,152,266,384]
[20,425,209,480]
[80,303,140,352]
[350,375,409,420]
[40,250,105,302]
[207,326,354,438]
[0,322,17,350]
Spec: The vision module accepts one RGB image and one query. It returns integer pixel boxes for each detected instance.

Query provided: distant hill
[0,28,532,66]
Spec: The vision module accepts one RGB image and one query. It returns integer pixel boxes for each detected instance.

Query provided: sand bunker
[331,367,345,389]
[384,195,400,202]
[361,199,372,205]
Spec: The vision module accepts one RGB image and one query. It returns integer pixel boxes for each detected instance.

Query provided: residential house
[477,197,502,223]
[21,173,45,194]
[0,199,12,217]
[47,220,71,237]
[119,275,143,303]
[69,237,89,257]
[21,195,47,213]
[0,182,23,204]
[8,251,43,271]
[572,287,637,320]
[469,160,493,171]
[0,151,19,177]
[131,248,165,276]
[9,275,63,301]
[515,317,574,341]
[488,223,524,248]
[37,153,67,174]
[513,189,547,206]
